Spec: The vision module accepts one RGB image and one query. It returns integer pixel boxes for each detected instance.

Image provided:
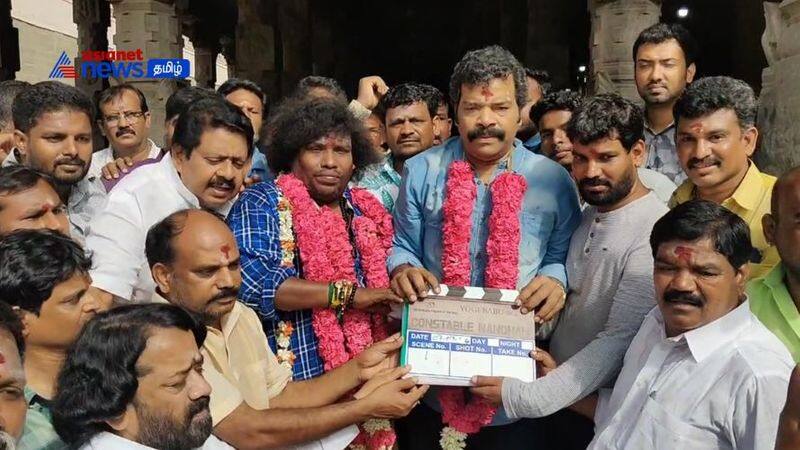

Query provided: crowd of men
[0,21,798,450]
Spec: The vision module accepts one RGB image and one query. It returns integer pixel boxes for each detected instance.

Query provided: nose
[476,106,496,128]
[188,369,212,400]
[62,138,79,157]
[650,63,665,82]
[216,160,236,180]
[585,159,602,178]
[83,287,112,314]
[117,113,130,126]
[320,148,336,168]
[216,267,235,290]
[668,268,697,293]
[43,211,61,232]
[399,120,414,136]
[553,129,568,145]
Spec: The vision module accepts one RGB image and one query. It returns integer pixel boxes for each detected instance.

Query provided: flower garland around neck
[438,160,527,450]
[275,174,395,450]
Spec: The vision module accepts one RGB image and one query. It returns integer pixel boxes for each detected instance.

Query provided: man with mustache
[390,45,580,449]
[147,209,426,448]
[0,230,112,449]
[670,76,777,279]
[90,84,160,180]
[53,303,234,449]
[85,97,253,304]
[472,94,668,449]
[8,81,106,244]
[352,83,440,211]
[562,200,793,449]
[634,23,697,185]
[530,90,676,203]
[0,166,69,237]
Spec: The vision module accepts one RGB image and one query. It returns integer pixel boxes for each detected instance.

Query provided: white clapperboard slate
[400,284,536,386]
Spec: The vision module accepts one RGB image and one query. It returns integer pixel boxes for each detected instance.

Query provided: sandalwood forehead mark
[0,352,5,364]
[674,246,693,264]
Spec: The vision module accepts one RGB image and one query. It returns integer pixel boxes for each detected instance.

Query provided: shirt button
[590,232,595,238]
[584,248,590,254]
[594,218,600,223]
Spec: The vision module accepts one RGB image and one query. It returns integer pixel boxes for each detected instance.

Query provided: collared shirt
[86,152,236,302]
[749,263,800,362]
[1,150,107,245]
[670,162,778,279]
[637,167,676,204]
[388,137,581,289]
[248,148,273,182]
[88,139,161,179]
[590,302,793,450]
[644,122,686,185]
[522,133,541,153]
[227,181,367,380]
[351,153,401,211]
[80,432,233,450]
[200,302,292,425]
[19,386,66,450]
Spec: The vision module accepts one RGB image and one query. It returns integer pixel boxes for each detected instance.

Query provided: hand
[101,157,134,180]
[516,276,566,323]
[243,174,262,189]
[354,366,410,400]
[355,333,403,382]
[390,265,440,302]
[532,348,557,377]
[777,365,800,450]
[356,76,389,111]
[469,376,504,407]
[353,288,404,310]
[361,376,429,419]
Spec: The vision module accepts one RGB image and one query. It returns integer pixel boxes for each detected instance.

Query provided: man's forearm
[274,278,330,311]
[271,360,360,408]
[215,400,370,449]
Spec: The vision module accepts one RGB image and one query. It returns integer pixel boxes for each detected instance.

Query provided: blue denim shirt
[388,137,581,426]
[248,147,274,182]
[522,133,542,154]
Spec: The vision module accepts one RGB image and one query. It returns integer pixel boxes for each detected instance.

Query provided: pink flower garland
[275,175,395,449]
[438,160,527,448]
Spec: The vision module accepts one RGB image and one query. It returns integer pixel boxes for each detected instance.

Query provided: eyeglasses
[103,111,145,126]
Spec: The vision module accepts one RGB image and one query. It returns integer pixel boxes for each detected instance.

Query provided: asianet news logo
[49,49,189,80]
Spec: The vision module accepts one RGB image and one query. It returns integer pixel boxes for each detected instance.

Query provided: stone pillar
[756,0,800,175]
[185,22,220,89]
[276,0,311,95]
[235,0,279,97]
[73,0,110,150]
[108,0,183,148]
[588,0,661,102]
[0,0,19,80]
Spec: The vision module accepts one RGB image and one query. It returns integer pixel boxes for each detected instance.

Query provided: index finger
[517,276,546,304]
[406,384,430,401]
[421,270,441,294]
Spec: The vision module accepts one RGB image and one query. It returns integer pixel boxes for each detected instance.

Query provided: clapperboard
[399,284,537,386]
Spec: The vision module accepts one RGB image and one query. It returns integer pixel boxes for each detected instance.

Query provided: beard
[0,431,16,450]
[135,396,212,450]
[578,166,635,207]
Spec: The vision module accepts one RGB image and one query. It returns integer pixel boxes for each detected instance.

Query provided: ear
[13,306,33,339]
[630,139,646,167]
[686,63,697,84]
[171,145,187,173]
[106,404,136,432]
[13,130,27,163]
[97,121,108,138]
[734,263,751,294]
[742,126,758,158]
[151,263,173,297]
[144,111,152,129]
[763,213,776,246]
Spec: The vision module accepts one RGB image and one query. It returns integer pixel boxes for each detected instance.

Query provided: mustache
[116,127,135,137]
[467,125,505,142]
[663,290,704,307]
[688,156,720,169]
[208,176,235,190]
[578,177,611,189]
[54,156,86,167]
[210,287,239,303]
[188,396,210,419]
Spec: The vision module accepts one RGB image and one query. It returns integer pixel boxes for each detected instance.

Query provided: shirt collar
[218,301,242,341]
[657,300,753,363]
[644,121,676,136]
[163,152,237,217]
[86,432,157,449]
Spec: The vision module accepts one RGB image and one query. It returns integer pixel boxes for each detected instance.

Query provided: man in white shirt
[570,200,793,450]
[52,303,234,450]
[85,97,253,303]
[10,81,107,243]
[90,84,160,179]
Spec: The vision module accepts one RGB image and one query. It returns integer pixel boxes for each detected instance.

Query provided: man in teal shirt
[749,166,800,361]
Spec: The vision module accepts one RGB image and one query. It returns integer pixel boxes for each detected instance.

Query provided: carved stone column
[184,21,220,89]
[589,0,661,102]
[73,0,110,150]
[0,0,19,80]
[108,0,183,148]
[756,0,800,175]
[235,0,279,97]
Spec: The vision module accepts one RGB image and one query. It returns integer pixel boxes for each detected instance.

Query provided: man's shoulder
[238,180,282,207]
[109,155,171,196]
[404,142,452,172]
[729,315,794,379]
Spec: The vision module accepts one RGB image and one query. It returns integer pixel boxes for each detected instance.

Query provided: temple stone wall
[757,0,800,175]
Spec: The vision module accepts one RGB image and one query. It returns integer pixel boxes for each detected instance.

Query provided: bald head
[146,209,241,326]
[772,166,800,218]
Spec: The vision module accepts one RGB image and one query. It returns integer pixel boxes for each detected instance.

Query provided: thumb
[470,375,502,387]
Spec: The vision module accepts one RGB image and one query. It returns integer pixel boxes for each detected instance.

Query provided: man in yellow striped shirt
[669,76,777,279]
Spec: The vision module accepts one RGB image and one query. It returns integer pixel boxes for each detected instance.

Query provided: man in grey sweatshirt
[471,93,669,448]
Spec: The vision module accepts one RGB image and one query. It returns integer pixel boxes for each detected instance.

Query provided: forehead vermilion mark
[675,246,693,264]
[220,244,231,259]
[689,123,704,133]
[0,352,5,364]
[480,86,494,101]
